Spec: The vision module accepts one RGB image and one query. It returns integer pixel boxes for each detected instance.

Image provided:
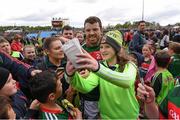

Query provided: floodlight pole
[142,0,144,20]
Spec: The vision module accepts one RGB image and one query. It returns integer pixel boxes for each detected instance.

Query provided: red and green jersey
[82,44,102,61]
[159,85,180,119]
[151,69,175,105]
[81,44,102,101]
[39,105,72,120]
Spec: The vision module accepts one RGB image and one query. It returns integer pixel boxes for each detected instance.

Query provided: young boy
[0,67,29,119]
[151,51,175,105]
[30,70,81,119]
[168,42,180,81]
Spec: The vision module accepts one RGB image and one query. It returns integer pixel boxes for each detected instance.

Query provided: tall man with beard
[80,16,103,119]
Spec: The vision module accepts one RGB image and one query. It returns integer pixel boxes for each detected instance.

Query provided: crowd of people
[0,16,180,119]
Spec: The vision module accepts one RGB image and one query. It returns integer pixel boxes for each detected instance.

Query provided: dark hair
[30,70,57,103]
[62,25,73,34]
[163,29,169,35]
[84,16,102,30]
[168,42,180,54]
[0,95,12,119]
[14,34,22,40]
[155,51,171,68]
[43,37,60,50]
[138,20,145,25]
[0,37,9,44]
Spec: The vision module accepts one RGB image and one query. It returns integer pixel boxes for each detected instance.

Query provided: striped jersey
[39,105,72,120]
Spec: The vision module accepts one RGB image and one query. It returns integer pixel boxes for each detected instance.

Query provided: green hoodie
[70,61,139,119]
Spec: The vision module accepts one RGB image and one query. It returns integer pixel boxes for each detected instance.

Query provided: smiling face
[84,22,102,46]
[100,42,117,63]
[23,46,36,60]
[0,74,17,97]
[47,40,64,60]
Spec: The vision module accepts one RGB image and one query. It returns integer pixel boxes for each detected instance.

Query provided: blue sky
[0,0,180,27]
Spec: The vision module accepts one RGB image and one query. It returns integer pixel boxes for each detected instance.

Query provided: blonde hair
[23,45,35,52]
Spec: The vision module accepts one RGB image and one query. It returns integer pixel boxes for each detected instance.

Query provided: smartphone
[140,77,145,86]
[55,67,64,74]
[139,70,147,99]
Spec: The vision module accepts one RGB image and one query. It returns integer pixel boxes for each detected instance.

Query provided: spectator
[36,37,69,99]
[22,45,42,66]
[168,42,180,81]
[160,29,169,50]
[62,25,74,40]
[11,34,23,52]
[151,51,175,105]
[0,49,42,100]
[75,31,84,45]
[139,44,157,85]
[129,21,147,54]
[30,70,81,119]
[0,67,29,119]
[0,37,23,60]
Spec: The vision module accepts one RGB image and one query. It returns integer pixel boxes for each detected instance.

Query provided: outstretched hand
[76,49,99,71]
[30,99,40,110]
[137,83,155,104]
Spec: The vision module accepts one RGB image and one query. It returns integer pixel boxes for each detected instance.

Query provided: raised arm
[95,62,137,88]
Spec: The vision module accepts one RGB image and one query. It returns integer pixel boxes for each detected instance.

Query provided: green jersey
[70,61,139,119]
[159,85,180,119]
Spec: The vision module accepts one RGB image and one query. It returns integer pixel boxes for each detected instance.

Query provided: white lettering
[169,109,179,120]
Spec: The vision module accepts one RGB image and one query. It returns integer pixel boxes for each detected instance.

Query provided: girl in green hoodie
[66,30,139,119]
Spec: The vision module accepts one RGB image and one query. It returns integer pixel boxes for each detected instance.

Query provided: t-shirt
[140,59,151,78]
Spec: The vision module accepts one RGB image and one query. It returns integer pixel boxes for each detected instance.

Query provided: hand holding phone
[56,67,64,79]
